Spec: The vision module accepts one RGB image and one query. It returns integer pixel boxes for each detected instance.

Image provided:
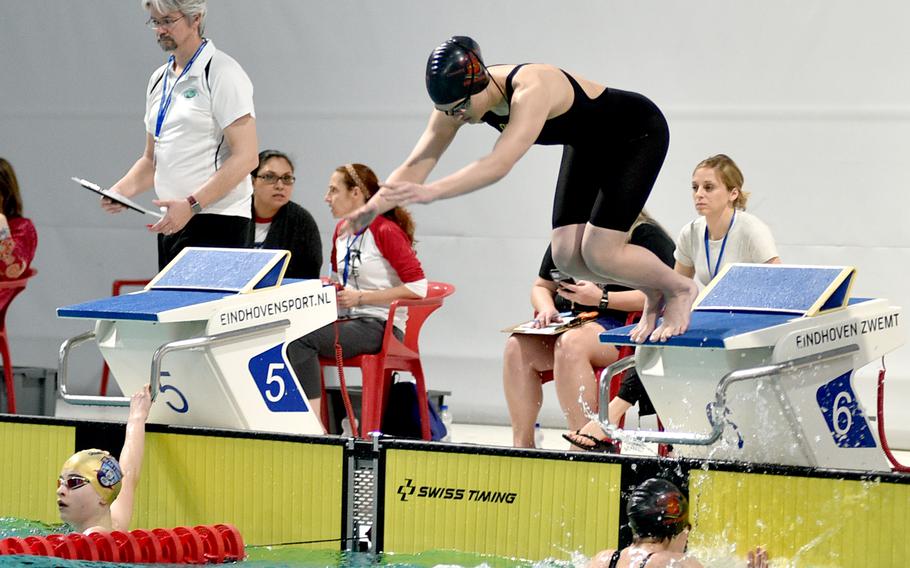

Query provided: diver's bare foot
[630,289,663,344]
[649,279,698,342]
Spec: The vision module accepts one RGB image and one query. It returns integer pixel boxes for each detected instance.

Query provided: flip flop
[562,430,619,453]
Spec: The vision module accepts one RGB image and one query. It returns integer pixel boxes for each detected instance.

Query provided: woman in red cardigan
[0,158,37,297]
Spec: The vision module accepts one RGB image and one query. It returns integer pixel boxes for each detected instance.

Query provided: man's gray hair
[142,0,207,35]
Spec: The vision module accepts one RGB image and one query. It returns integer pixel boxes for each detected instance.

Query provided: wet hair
[0,158,25,218]
[335,164,416,245]
[627,478,689,541]
[252,149,295,177]
[142,0,207,35]
[425,36,490,105]
[694,154,750,210]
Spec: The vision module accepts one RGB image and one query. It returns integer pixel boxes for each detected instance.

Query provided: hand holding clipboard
[71,177,163,218]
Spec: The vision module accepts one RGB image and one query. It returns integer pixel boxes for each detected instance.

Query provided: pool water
[0,517,578,567]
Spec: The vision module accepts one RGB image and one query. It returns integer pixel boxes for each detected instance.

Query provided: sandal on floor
[562,431,619,453]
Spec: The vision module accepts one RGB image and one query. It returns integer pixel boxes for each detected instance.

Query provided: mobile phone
[549,268,575,286]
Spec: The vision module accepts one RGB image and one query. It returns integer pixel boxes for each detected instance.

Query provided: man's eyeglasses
[146,15,185,29]
[438,95,471,117]
[256,173,296,185]
[58,476,91,491]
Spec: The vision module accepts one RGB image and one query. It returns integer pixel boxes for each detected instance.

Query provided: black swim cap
[425,36,490,105]
[627,478,689,540]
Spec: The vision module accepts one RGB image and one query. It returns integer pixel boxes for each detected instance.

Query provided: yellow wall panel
[0,422,74,523]
[691,470,910,567]
[132,433,344,547]
[383,449,622,561]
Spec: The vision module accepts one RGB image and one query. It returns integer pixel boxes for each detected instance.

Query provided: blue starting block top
[600,310,795,348]
[57,247,293,321]
[696,264,854,316]
[57,290,231,321]
[600,264,858,348]
[150,248,289,293]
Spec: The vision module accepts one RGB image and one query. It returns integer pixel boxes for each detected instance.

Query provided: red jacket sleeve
[330,223,341,275]
[370,217,425,283]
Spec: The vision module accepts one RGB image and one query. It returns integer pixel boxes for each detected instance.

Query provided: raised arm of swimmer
[108,384,152,531]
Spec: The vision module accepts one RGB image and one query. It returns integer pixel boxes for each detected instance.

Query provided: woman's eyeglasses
[58,476,91,491]
[256,173,296,185]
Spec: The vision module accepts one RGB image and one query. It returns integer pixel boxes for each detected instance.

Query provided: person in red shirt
[0,158,38,299]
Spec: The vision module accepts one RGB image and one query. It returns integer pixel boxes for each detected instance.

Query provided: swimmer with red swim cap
[56,385,152,534]
[588,478,768,568]
[343,35,698,343]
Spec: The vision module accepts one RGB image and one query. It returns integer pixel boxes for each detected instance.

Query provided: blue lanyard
[341,229,366,286]
[155,39,208,140]
[704,210,736,279]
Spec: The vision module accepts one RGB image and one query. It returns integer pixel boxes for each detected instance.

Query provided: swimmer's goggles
[57,475,91,491]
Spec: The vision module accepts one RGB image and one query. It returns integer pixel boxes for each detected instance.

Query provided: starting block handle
[597,343,860,447]
[58,320,291,407]
[149,319,290,388]
[59,330,135,407]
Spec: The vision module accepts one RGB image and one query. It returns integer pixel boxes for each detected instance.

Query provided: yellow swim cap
[61,449,123,505]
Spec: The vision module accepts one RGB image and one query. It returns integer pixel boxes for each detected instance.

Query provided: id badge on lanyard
[153,39,208,162]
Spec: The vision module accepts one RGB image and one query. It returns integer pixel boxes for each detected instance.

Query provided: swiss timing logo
[397,478,417,501]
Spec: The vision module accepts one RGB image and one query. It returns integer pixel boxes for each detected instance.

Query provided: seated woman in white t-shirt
[676,154,780,285]
[563,154,781,451]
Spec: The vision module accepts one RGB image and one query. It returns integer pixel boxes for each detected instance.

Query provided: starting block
[56,248,336,435]
[600,264,904,470]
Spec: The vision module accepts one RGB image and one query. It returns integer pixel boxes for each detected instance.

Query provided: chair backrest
[386,281,456,354]
[0,267,37,325]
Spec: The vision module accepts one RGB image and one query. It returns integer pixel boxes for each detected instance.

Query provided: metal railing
[597,343,860,447]
[58,320,290,406]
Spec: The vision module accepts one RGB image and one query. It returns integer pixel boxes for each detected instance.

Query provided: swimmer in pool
[56,385,152,533]
[588,478,769,568]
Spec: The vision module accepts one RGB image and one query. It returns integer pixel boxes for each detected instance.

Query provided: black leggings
[551,94,669,232]
[285,317,403,396]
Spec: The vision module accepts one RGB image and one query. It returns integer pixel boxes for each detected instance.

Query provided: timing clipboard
[71,177,163,218]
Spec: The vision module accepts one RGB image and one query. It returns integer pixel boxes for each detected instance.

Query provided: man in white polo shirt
[102,0,258,269]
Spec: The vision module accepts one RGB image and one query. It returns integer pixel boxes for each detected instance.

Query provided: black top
[249,200,323,279]
[537,222,675,318]
[481,64,650,146]
[607,550,656,568]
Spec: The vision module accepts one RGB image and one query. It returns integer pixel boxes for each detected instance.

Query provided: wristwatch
[187,194,203,214]
[598,289,609,311]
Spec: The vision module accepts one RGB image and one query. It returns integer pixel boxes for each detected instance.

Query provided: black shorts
[551,91,669,232]
[157,213,252,270]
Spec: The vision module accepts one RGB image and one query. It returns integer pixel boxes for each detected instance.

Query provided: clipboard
[71,177,163,218]
[501,311,600,335]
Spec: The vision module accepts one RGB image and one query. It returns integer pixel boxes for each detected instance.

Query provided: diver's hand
[340,200,381,237]
[379,181,435,206]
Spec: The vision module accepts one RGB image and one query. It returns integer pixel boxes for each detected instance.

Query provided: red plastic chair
[0,267,37,413]
[99,279,152,396]
[319,281,456,440]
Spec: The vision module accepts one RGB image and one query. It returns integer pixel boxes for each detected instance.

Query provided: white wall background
[2,1,909,443]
